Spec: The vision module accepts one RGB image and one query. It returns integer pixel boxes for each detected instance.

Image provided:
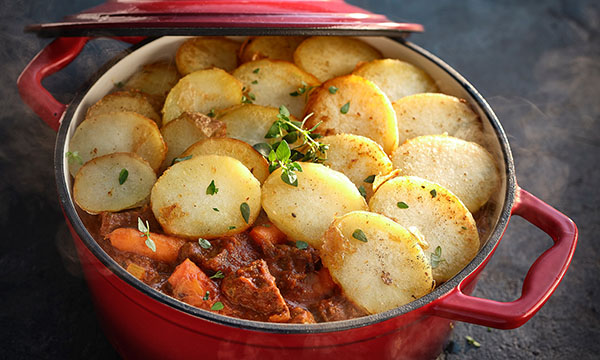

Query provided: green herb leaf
[251,80,258,84]
[210,270,225,279]
[207,108,216,117]
[430,189,437,198]
[253,68,260,74]
[213,208,219,212]
[211,301,225,311]
[240,202,250,223]
[430,246,445,269]
[295,240,309,250]
[145,238,156,252]
[203,291,210,300]
[137,218,156,252]
[65,151,83,165]
[461,226,468,230]
[115,81,124,88]
[241,95,253,104]
[248,93,256,101]
[363,174,376,183]
[118,168,129,185]
[465,335,481,348]
[172,154,192,165]
[352,229,368,242]
[329,86,338,94]
[253,143,272,157]
[228,226,237,230]
[281,169,298,187]
[198,238,212,249]
[279,105,290,118]
[206,180,219,195]
[358,185,367,198]
[275,140,291,162]
[265,121,282,139]
[340,101,350,114]
[397,202,409,209]
[138,217,148,233]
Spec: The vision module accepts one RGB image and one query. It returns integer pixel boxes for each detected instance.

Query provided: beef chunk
[288,307,316,324]
[221,259,290,322]
[178,233,260,276]
[312,296,367,322]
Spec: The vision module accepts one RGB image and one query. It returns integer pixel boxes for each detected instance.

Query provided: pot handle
[430,187,577,329]
[17,37,90,131]
[17,36,146,132]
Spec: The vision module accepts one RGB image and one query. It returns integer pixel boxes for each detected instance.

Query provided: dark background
[1,0,598,359]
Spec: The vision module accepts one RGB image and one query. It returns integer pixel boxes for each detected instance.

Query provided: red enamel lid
[26,0,423,37]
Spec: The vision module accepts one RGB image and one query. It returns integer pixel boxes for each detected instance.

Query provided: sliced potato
[261,162,368,247]
[232,59,319,119]
[293,36,381,82]
[352,59,438,102]
[369,176,480,283]
[393,93,484,145]
[175,37,241,75]
[151,155,261,239]
[321,134,393,201]
[160,112,226,169]
[391,135,499,213]
[321,211,433,314]
[86,90,161,125]
[239,36,306,63]
[218,104,298,146]
[304,75,398,154]
[73,153,157,214]
[162,68,243,125]
[181,138,269,183]
[68,111,167,176]
[123,61,180,109]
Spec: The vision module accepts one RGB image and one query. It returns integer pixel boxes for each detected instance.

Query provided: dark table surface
[1,0,598,359]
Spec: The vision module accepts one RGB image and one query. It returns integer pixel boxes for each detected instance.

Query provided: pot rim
[54,36,516,334]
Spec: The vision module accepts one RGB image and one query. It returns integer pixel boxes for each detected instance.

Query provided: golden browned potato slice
[175,37,241,75]
[293,36,381,82]
[393,93,484,145]
[151,155,261,239]
[321,211,433,314]
[261,163,368,248]
[352,59,438,102]
[181,138,269,183]
[304,75,398,154]
[232,59,319,119]
[68,111,166,177]
[369,176,480,283]
[391,135,499,213]
[162,68,243,125]
[160,112,226,170]
[123,61,180,109]
[239,36,306,63]
[73,153,157,214]
[321,134,393,201]
[86,90,161,125]
[218,104,299,146]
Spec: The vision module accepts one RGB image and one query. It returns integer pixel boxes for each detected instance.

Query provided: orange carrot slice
[106,227,186,263]
[168,259,219,308]
[249,225,287,246]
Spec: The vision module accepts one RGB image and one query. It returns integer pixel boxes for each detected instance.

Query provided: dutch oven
[17,1,578,359]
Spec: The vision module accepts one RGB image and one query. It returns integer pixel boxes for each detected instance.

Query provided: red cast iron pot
[18,2,577,359]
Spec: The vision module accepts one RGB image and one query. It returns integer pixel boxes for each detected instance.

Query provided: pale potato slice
[68,111,167,177]
[123,61,180,109]
[218,104,299,146]
[160,112,226,170]
[391,135,499,213]
[294,36,381,82]
[321,134,393,201]
[73,153,157,214]
[232,59,319,119]
[261,162,368,247]
[175,37,241,75]
[239,36,306,63]
[304,75,398,154]
[86,90,161,125]
[151,155,261,239]
[321,211,433,314]
[352,59,438,102]
[369,176,480,283]
[393,93,484,145]
[181,138,269,183]
[162,68,243,125]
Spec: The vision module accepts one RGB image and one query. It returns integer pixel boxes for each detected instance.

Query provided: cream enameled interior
[63,35,507,250]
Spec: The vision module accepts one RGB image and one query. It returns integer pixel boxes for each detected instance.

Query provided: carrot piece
[249,225,287,246]
[106,227,186,263]
[168,259,218,308]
